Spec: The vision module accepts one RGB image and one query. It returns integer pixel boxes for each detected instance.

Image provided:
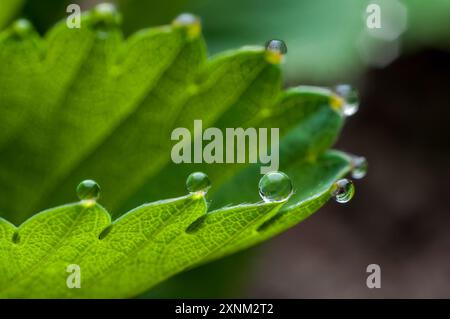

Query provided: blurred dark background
[2,0,450,298]
[244,48,450,298]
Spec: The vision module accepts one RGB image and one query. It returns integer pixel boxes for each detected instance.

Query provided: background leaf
[3,0,450,82]
[117,0,450,81]
[0,0,24,30]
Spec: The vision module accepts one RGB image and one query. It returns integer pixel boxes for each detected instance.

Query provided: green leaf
[0,156,349,298]
[0,11,348,224]
[0,7,357,298]
[127,86,345,212]
[0,0,24,30]
[4,1,450,81]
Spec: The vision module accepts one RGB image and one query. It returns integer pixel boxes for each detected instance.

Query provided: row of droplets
[76,155,367,205]
[188,39,359,202]
[265,39,359,118]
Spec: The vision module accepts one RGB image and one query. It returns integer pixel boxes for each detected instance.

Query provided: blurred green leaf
[117,0,450,81]
[0,0,24,30]
[4,1,450,80]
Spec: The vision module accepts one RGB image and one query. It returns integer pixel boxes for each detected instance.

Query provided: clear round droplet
[186,172,211,195]
[92,3,122,27]
[351,156,368,179]
[77,180,101,201]
[265,39,288,55]
[258,171,293,203]
[334,84,359,116]
[332,179,355,204]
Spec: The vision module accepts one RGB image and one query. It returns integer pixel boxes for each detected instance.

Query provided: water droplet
[265,39,288,55]
[92,3,122,28]
[12,19,32,37]
[186,172,211,195]
[77,180,101,201]
[334,84,359,116]
[172,13,201,39]
[351,156,368,179]
[265,39,287,64]
[259,171,293,203]
[332,179,355,204]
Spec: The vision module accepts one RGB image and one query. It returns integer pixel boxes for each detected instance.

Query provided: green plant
[0,6,361,298]
[0,0,24,30]
[4,1,450,81]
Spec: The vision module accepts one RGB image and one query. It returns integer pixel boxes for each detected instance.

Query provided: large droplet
[332,179,355,204]
[351,156,368,179]
[259,171,293,203]
[172,13,201,39]
[77,180,101,201]
[334,84,359,116]
[92,3,122,28]
[265,39,287,64]
[186,172,211,195]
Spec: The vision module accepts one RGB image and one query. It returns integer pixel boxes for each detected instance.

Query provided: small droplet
[12,19,32,37]
[259,171,293,203]
[77,179,101,201]
[91,3,122,28]
[172,13,201,39]
[351,156,368,179]
[334,84,359,116]
[332,179,355,204]
[173,13,199,26]
[265,39,287,64]
[186,172,211,195]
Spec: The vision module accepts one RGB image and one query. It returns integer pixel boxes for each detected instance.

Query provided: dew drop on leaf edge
[259,171,293,203]
[351,156,368,179]
[264,39,288,64]
[77,179,101,201]
[332,179,355,204]
[265,39,288,55]
[186,172,211,195]
[334,84,359,117]
[12,19,32,37]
